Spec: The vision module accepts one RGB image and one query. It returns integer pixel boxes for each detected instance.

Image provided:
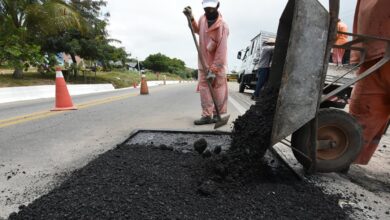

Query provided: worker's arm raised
[183,6,200,34]
[191,20,200,34]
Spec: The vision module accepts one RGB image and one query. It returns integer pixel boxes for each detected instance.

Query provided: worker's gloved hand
[183,6,194,20]
[206,71,216,82]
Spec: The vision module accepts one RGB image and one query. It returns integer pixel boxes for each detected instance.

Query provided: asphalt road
[1,82,389,219]
[0,82,249,217]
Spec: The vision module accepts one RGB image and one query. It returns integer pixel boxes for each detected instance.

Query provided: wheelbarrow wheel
[291,109,363,173]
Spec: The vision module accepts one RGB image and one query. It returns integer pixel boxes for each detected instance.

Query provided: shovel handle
[185,16,208,70]
[185,14,222,119]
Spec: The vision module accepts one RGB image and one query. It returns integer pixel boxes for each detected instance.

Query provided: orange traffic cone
[140,74,149,95]
[51,67,77,111]
[133,82,138,88]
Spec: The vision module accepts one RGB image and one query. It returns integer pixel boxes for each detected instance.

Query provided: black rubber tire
[291,109,363,173]
[239,77,245,93]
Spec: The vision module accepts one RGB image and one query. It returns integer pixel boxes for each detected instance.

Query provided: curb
[0,80,196,104]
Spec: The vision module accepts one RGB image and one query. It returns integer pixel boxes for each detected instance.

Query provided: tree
[191,69,198,79]
[143,53,171,73]
[41,1,129,73]
[0,33,43,73]
[143,53,187,76]
[95,44,129,71]
[40,0,107,76]
[113,47,130,67]
[0,0,83,78]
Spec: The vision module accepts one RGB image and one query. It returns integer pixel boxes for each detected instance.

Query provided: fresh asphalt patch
[9,131,348,219]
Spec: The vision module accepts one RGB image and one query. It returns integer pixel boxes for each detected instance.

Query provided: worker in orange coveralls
[333,19,348,65]
[183,0,229,125]
[349,0,390,165]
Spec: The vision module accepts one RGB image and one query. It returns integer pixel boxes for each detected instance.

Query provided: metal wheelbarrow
[267,0,390,173]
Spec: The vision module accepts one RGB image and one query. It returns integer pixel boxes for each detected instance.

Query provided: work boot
[212,115,221,123]
[194,116,214,125]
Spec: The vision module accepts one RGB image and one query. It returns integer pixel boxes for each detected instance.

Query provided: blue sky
[106,0,357,70]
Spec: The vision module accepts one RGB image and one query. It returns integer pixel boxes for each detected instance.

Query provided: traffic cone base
[51,67,77,111]
[51,106,77,111]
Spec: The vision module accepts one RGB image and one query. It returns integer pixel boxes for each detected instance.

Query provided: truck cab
[236,31,276,93]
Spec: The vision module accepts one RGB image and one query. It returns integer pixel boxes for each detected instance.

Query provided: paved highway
[0,82,249,217]
[1,82,389,219]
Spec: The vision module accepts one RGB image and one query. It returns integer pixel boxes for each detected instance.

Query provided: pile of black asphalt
[9,145,347,219]
[231,86,278,159]
[9,88,348,219]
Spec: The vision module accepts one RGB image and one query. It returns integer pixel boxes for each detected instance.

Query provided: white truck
[236,31,276,93]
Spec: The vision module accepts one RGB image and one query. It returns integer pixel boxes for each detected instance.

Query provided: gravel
[231,87,278,158]
[9,142,348,219]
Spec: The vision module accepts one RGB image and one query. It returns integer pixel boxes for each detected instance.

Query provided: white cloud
[106,0,356,70]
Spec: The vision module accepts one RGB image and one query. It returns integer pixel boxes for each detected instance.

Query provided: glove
[183,6,194,20]
[206,71,216,82]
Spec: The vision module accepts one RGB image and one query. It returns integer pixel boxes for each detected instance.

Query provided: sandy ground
[327,65,390,218]
[0,69,13,75]
[308,133,390,220]
[0,68,38,75]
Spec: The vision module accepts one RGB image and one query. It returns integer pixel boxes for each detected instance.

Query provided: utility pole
[136,57,141,76]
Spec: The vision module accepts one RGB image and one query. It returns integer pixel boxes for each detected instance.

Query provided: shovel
[185,14,230,129]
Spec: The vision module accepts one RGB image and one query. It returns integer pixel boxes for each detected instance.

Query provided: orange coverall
[191,13,229,117]
[349,0,390,165]
[333,21,348,64]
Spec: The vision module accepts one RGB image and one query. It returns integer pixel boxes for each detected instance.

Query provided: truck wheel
[239,77,245,93]
[291,109,363,173]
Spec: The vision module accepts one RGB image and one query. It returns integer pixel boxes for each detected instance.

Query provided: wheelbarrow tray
[269,0,330,145]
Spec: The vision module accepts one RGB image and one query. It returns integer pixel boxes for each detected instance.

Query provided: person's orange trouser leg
[349,59,390,165]
[198,70,228,117]
[332,48,345,65]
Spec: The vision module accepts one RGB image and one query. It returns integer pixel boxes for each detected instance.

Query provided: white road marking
[228,95,247,114]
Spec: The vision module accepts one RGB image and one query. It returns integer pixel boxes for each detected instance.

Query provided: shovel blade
[214,115,230,129]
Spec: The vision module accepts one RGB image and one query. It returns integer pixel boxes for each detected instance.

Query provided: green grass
[0,72,56,87]
[0,69,184,88]
[92,71,183,88]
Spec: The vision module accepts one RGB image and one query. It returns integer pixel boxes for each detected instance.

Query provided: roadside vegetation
[0,70,184,89]
[94,70,184,88]
[0,0,194,85]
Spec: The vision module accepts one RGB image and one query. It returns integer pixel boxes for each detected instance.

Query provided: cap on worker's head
[202,0,219,8]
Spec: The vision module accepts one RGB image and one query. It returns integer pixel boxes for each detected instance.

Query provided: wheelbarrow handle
[328,0,340,46]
